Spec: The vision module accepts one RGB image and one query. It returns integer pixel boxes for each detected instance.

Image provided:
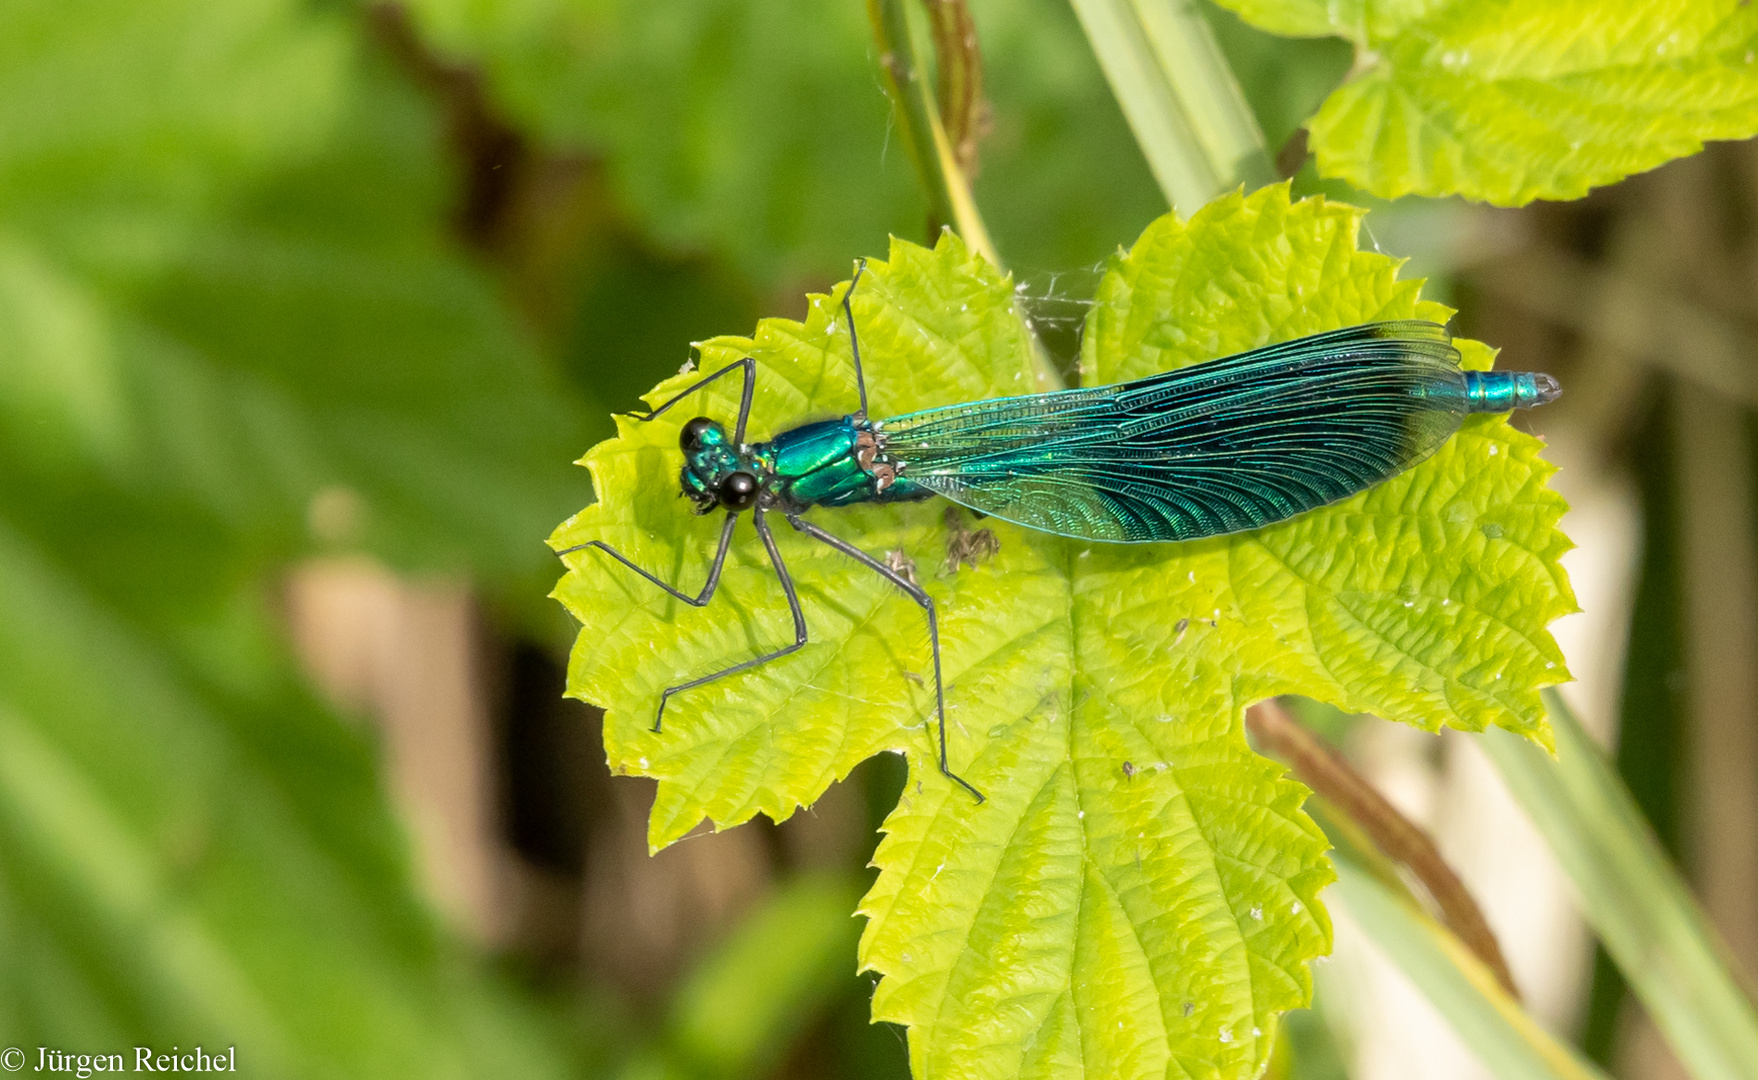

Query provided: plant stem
[1247,699,1519,999]
[867,0,1001,267]
[924,0,984,178]
[1332,863,1613,1080]
[1482,692,1758,1080]
[1068,0,1275,215]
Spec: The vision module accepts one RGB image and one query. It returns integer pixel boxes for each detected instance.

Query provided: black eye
[681,417,718,453]
[718,471,759,511]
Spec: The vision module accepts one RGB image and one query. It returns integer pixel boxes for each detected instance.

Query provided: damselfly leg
[557,512,738,608]
[558,266,985,802]
[843,259,871,421]
[554,355,761,728]
[555,353,757,595]
[638,354,758,440]
[787,514,985,804]
[825,262,984,801]
[562,510,806,733]
[649,511,808,731]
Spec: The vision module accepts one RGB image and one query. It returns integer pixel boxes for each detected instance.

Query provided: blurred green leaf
[1483,692,1758,1080]
[404,0,925,282]
[1067,0,1275,214]
[0,0,592,596]
[1331,861,1611,1080]
[0,522,574,1077]
[0,0,604,1072]
[620,875,863,1080]
[551,182,1573,1079]
[402,0,1166,280]
[0,0,346,473]
[1263,997,1350,1080]
[1211,0,1758,204]
[0,0,351,248]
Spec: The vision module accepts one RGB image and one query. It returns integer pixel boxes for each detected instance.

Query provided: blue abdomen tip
[1464,371,1562,413]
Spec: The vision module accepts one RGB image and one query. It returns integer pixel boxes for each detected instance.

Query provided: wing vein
[879,322,1469,543]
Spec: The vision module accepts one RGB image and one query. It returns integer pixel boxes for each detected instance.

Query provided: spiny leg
[552,354,757,667]
[635,354,759,443]
[842,259,871,421]
[556,512,737,607]
[653,509,808,732]
[786,514,985,804]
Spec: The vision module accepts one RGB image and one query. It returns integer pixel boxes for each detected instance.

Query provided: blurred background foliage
[0,0,1752,1077]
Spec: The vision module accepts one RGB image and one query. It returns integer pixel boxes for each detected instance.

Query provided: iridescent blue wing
[878,322,1470,543]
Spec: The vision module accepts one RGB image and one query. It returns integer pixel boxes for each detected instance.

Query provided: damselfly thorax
[679,416,929,516]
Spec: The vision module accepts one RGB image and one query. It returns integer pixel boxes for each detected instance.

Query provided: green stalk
[924,0,984,178]
[1482,692,1758,1080]
[1067,0,1275,214]
[867,0,1001,267]
[1331,861,1613,1080]
[1249,700,1519,998]
[868,0,1056,388]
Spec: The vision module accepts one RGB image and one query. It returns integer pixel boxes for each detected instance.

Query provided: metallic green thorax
[681,417,929,515]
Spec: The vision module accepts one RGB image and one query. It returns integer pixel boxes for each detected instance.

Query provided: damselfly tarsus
[558,264,1560,803]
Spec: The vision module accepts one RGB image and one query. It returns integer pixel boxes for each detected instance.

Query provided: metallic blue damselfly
[558,265,1560,802]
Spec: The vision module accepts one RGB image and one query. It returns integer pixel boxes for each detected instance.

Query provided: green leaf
[551,183,1573,1079]
[401,0,1167,282]
[1211,0,1758,204]
[0,0,592,592]
[644,875,863,1080]
[0,1,596,1071]
[0,523,575,1078]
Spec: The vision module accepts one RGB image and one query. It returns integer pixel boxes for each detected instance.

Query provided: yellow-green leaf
[550,183,1573,1079]
[1212,0,1758,204]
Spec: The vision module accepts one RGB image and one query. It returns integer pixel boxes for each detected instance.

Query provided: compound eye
[680,417,719,453]
[718,471,759,511]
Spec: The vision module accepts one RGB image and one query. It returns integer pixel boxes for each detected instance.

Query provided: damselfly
[559,266,1560,802]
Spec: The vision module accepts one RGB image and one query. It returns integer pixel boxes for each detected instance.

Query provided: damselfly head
[679,416,756,513]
